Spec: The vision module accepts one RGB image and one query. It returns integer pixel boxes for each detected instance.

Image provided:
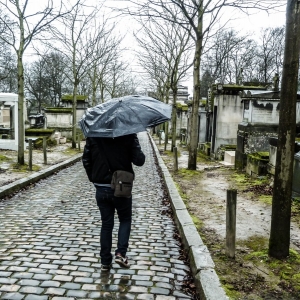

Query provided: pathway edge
[0,153,82,199]
[149,134,229,300]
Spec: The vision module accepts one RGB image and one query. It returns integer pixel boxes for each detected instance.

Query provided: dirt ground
[154,136,300,300]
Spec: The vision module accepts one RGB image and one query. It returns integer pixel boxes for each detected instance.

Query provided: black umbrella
[79,95,172,138]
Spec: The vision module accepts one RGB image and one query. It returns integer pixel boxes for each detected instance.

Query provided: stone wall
[212,94,244,153]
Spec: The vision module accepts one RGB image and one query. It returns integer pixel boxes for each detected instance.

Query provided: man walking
[82,134,145,271]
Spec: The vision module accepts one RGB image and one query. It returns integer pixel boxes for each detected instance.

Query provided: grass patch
[176,168,201,178]
[0,154,11,162]
[197,151,213,163]
[205,234,300,298]
[62,147,81,155]
[245,248,300,295]
[258,195,272,205]
[191,214,203,231]
[11,163,40,172]
[292,198,300,225]
[174,182,188,202]
[163,149,181,157]
[238,236,300,297]
[240,235,268,251]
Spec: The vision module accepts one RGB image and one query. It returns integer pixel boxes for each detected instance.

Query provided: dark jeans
[95,186,132,265]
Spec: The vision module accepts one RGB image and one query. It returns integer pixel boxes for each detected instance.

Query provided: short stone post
[77,134,81,151]
[173,146,178,172]
[226,189,237,258]
[43,137,47,165]
[28,139,33,171]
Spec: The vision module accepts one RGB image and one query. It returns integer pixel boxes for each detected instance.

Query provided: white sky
[184,8,286,94]
[19,0,287,95]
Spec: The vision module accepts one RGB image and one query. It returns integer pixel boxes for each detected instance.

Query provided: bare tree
[25,59,49,113]
[105,60,138,98]
[202,29,257,83]
[135,17,193,150]
[0,41,17,92]
[269,0,300,259]
[122,0,285,169]
[0,0,74,164]
[25,52,71,112]
[50,1,117,147]
[136,43,172,146]
[87,33,123,106]
[43,52,70,107]
[256,26,285,84]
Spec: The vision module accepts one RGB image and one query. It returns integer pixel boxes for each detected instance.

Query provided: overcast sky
[112,3,287,93]
[19,0,287,94]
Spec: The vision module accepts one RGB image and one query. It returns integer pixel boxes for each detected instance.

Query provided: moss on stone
[25,129,54,134]
[220,144,236,150]
[176,103,188,111]
[44,108,73,113]
[248,152,269,161]
[61,94,87,101]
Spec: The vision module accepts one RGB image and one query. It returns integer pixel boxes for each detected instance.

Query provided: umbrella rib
[124,102,147,127]
[124,101,167,126]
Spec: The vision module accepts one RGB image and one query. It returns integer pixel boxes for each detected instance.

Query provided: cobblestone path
[0,132,193,300]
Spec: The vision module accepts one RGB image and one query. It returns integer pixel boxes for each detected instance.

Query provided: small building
[60,94,89,123]
[0,93,26,151]
[43,95,89,138]
[207,83,267,160]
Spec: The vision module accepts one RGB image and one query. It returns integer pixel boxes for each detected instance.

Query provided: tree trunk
[164,83,170,151]
[17,52,25,165]
[92,86,96,106]
[171,88,178,151]
[100,84,105,103]
[269,0,300,259]
[17,9,25,165]
[72,83,78,148]
[188,26,202,169]
[92,67,97,106]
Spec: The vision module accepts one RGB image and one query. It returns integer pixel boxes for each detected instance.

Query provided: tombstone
[28,114,45,128]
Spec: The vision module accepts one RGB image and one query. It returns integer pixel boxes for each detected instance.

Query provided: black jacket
[82,134,145,184]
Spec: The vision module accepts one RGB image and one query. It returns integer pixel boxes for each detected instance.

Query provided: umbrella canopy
[79,95,172,138]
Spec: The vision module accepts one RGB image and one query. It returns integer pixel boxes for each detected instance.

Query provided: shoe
[101,264,112,272]
[115,253,130,268]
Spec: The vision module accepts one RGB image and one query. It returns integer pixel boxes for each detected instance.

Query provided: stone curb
[0,153,82,200]
[149,134,229,300]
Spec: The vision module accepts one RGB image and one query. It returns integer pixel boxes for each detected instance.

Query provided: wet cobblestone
[0,132,193,299]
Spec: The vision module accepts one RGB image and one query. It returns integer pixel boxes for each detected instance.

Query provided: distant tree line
[200,26,287,97]
[0,2,139,116]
